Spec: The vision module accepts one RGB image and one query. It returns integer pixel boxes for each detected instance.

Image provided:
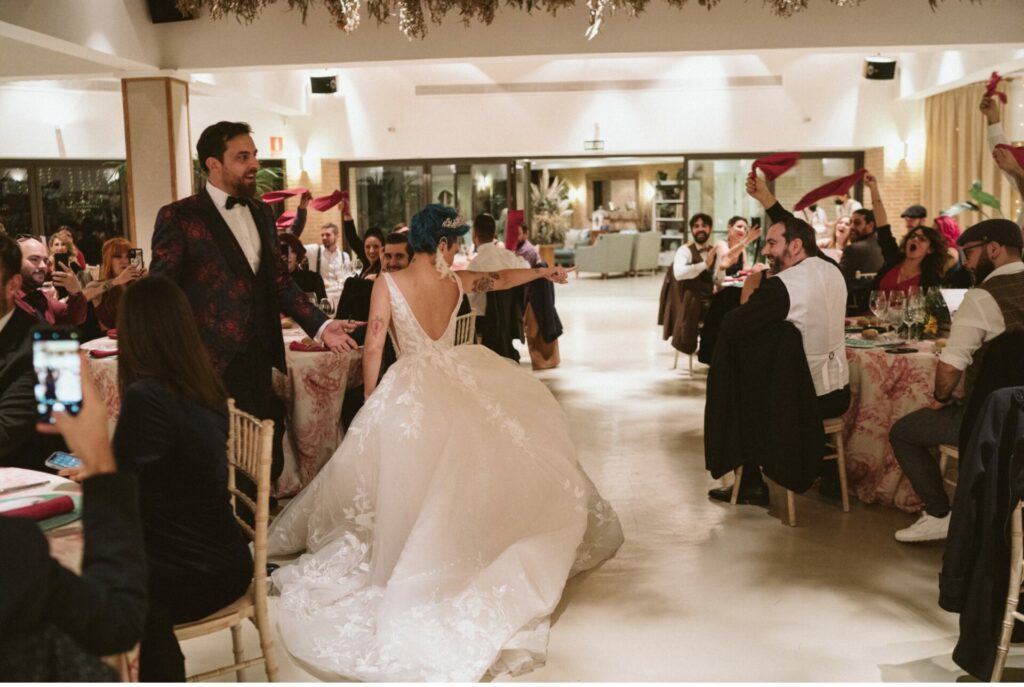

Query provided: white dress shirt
[939,261,1024,371]
[834,198,862,220]
[467,242,530,315]
[672,241,713,281]
[304,243,350,290]
[800,206,830,236]
[206,182,262,273]
[987,123,1024,228]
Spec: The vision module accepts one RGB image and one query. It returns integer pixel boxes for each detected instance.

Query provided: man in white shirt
[889,218,1024,543]
[304,222,350,290]
[467,213,529,316]
[670,213,717,355]
[834,192,862,221]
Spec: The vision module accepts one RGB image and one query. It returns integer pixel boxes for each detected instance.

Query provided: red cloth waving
[260,187,308,204]
[794,168,867,211]
[752,153,800,181]
[996,143,1024,169]
[276,211,296,229]
[985,71,1007,104]
[312,190,349,212]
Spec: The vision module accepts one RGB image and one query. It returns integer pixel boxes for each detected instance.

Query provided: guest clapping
[110,276,253,681]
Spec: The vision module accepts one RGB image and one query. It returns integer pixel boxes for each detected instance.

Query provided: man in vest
[890,218,1024,543]
[670,213,717,354]
[708,176,851,506]
[304,222,350,290]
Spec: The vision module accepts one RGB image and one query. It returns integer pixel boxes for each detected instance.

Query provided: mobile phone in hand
[45,451,82,471]
[128,248,144,270]
[32,326,82,424]
[54,252,70,270]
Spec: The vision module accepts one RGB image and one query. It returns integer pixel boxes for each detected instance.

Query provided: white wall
[0,85,125,159]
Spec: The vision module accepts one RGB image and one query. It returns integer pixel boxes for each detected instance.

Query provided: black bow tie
[226,195,251,210]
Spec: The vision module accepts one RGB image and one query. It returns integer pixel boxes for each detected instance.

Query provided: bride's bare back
[387,261,462,342]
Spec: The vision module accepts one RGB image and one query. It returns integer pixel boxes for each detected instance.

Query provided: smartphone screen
[45,451,82,470]
[128,248,144,269]
[32,327,82,424]
[54,252,70,269]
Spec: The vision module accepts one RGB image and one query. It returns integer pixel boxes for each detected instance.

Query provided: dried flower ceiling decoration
[174,0,977,41]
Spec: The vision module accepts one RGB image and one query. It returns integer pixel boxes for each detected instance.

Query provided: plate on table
[0,493,82,531]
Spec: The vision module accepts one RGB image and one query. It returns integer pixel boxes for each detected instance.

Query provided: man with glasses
[14,235,87,326]
[889,219,1024,543]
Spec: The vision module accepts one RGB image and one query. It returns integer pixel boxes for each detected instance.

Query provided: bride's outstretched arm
[456,265,574,294]
[363,278,391,400]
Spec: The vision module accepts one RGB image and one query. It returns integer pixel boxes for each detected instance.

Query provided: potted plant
[530,170,572,266]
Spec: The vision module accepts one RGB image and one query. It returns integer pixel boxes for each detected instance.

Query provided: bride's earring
[434,240,452,278]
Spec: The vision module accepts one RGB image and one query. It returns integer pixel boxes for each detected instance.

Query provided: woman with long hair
[864,174,949,293]
[267,204,622,682]
[822,215,852,261]
[112,277,252,681]
[88,238,144,331]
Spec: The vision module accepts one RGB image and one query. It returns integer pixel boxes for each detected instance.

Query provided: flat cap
[957,218,1023,250]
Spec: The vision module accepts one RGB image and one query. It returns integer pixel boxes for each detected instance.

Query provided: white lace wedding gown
[267,272,623,682]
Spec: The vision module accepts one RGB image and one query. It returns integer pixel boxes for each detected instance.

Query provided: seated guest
[303,220,350,290]
[467,213,530,316]
[798,203,829,239]
[900,204,928,233]
[0,365,146,681]
[342,198,383,280]
[934,215,972,285]
[0,233,65,470]
[708,175,850,506]
[713,216,757,287]
[668,213,718,354]
[109,276,253,680]
[14,236,87,326]
[48,228,86,275]
[86,238,144,332]
[838,206,885,282]
[821,215,852,261]
[281,233,327,303]
[889,219,1024,543]
[382,231,411,273]
[862,173,949,294]
[834,191,862,222]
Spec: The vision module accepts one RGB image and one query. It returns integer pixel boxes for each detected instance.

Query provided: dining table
[840,330,941,512]
[80,327,363,498]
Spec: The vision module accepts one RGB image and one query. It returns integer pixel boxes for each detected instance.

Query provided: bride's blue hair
[409,204,469,254]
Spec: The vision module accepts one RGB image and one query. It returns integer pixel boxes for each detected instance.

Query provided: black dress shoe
[708,484,769,508]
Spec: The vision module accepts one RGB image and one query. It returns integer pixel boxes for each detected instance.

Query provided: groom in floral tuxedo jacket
[150,121,357,483]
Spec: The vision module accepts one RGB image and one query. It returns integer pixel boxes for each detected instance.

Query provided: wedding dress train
[267,272,623,681]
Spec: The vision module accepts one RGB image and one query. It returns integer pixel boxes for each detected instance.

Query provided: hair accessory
[441,215,466,229]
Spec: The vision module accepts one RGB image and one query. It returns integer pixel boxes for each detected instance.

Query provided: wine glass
[908,291,926,341]
[319,298,334,317]
[869,290,888,330]
[887,290,906,337]
[351,257,364,277]
[902,298,918,341]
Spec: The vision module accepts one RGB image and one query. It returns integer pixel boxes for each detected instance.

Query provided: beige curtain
[923,81,1021,226]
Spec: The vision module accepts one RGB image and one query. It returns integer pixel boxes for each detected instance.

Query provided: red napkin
[289,341,329,353]
[794,168,867,211]
[311,190,349,213]
[261,188,308,204]
[752,153,800,181]
[276,211,296,229]
[106,329,117,339]
[996,143,1024,169]
[0,495,74,521]
[505,209,524,251]
[89,348,118,358]
[985,71,1007,104]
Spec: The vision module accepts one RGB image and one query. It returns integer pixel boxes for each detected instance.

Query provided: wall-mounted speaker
[310,76,338,94]
[864,56,897,80]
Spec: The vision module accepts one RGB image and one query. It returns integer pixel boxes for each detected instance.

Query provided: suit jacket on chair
[150,188,327,373]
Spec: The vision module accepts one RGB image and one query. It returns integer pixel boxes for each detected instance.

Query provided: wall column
[121,77,193,257]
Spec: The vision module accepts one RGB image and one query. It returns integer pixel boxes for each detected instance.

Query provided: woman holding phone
[86,238,144,332]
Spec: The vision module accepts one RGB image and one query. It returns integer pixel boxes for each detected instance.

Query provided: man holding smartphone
[14,237,87,326]
[0,234,66,469]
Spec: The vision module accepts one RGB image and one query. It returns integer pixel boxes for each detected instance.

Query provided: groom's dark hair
[473,214,496,243]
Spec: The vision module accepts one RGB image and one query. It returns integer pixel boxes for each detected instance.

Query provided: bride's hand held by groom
[544,266,575,284]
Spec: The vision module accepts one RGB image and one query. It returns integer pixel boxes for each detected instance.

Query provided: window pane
[38,164,126,264]
[353,166,423,233]
[0,167,31,234]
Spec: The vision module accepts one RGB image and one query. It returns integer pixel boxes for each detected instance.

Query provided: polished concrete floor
[183,273,1009,682]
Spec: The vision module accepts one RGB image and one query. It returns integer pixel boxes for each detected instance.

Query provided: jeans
[889,403,964,517]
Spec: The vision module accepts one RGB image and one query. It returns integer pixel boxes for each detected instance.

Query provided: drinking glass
[887,290,906,337]
[869,290,888,330]
[351,257,364,276]
[908,292,926,340]
[319,298,334,317]
[902,299,918,341]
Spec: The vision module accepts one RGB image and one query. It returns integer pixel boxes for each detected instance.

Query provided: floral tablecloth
[842,342,938,512]
[80,330,362,498]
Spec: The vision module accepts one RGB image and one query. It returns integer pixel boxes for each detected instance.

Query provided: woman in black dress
[113,277,252,681]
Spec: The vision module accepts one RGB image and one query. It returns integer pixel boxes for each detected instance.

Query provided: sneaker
[895,512,950,543]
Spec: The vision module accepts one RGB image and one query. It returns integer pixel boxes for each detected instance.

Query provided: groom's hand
[322,320,358,352]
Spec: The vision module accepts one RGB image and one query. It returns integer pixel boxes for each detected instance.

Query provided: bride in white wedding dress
[267,204,623,682]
